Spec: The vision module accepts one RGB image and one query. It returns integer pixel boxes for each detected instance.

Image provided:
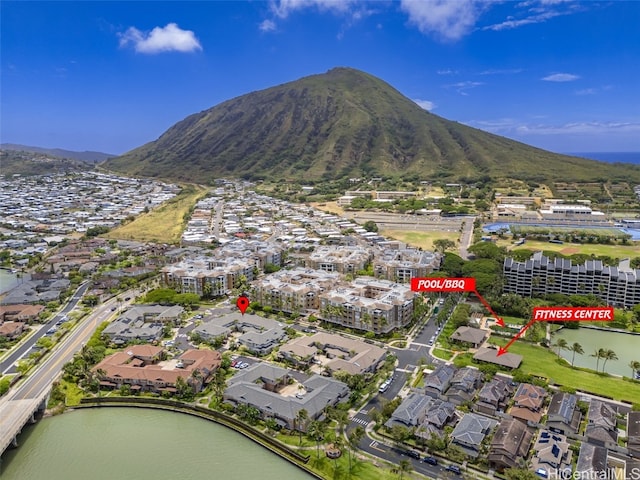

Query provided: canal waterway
[0,407,314,480]
[553,327,640,377]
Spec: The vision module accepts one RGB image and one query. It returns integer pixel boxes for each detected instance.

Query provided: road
[0,296,118,456]
[0,282,91,375]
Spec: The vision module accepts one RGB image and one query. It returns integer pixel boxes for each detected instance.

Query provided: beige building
[319,277,416,333]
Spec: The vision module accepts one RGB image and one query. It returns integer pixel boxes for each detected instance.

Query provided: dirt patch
[560,247,580,255]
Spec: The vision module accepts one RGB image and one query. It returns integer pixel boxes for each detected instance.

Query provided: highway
[0,282,91,375]
[0,295,118,457]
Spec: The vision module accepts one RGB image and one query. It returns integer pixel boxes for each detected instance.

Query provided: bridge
[0,297,120,460]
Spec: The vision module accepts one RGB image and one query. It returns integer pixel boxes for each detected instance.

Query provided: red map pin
[236,295,250,315]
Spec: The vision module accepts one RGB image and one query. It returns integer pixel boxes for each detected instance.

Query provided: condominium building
[306,245,372,274]
[319,277,417,334]
[252,268,340,314]
[161,240,284,297]
[373,247,441,283]
[503,251,640,307]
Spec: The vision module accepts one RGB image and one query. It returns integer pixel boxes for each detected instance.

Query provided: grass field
[310,201,345,216]
[488,337,640,404]
[104,184,208,244]
[381,229,459,251]
[498,239,640,257]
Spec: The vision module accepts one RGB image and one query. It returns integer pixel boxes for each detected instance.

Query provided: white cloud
[119,23,202,54]
[259,19,277,32]
[413,99,436,111]
[483,10,562,31]
[400,0,485,41]
[479,68,523,75]
[436,69,458,75]
[446,80,483,95]
[270,0,356,19]
[466,119,640,136]
[575,88,596,95]
[541,73,580,82]
[515,122,640,136]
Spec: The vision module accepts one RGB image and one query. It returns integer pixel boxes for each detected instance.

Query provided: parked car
[422,456,438,465]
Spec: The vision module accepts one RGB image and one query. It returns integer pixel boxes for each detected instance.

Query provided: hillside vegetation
[104,67,640,184]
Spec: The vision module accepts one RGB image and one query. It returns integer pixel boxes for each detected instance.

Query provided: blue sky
[2,1,639,155]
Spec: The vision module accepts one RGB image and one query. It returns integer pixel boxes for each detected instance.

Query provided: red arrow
[473,289,505,327]
[497,319,536,356]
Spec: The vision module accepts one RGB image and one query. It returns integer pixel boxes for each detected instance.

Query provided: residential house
[575,443,609,480]
[475,376,514,416]
[445,367,484,405]
[488,417,534,472]
[0,321,25,339]
[531,430,573,479]
[102,305,184,345]
[585,400,618,447]
[450,413,498,458]
[546,392,582,435]
[424,364,457,399]
[384,393,432,429]
[223,362,349,431]
[450,326,488,348]
[280,332,386,376]
[94,346,221,394]
[509,383,547,424]
[415,399,457,441]
[0,304,45,323]
[627,411,640,458]
[193,312,287,355]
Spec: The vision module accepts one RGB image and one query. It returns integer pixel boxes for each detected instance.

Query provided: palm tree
[553,338,568,358]
[347,425,365,477]
[601,349,618,373]
[398,459,413,480]
[569,342,584,367]
[307,420,325,459]
[629,360,640,379]
[296,408,309,445]
[591,348,606,372]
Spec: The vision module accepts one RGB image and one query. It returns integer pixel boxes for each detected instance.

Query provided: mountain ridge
[104,67,640,183]
[0,144,115,163]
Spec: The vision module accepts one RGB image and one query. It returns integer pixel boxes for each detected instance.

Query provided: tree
[553,338,568,358]
[296,408,309,445]
[398,459,413,480]
[433,239,456,254]
[389,424,411,446]
[307,420,325,459]
[591,348,606,372]
[347,425,365,477]
[601,349,618,373]
[629,360,640,378]
[569,342,584,367]
[363,220,378,233]
[504,468,540,480]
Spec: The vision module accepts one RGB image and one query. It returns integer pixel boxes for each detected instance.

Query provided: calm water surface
[0,408,313,480]
[553,327,640,377]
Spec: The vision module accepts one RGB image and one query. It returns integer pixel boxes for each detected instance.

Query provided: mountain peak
[104,68,640,183]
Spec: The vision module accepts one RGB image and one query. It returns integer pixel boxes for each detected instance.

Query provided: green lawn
[489,337,640,404]
[432,348,454,360]
[303,448,420,480]
[497,238,640,258]
[380,229,459,251]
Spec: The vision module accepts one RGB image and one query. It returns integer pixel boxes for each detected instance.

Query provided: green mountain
[1,144,115,163]
[104,67,640,183]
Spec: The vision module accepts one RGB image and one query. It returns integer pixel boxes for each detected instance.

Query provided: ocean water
[568,152,640,164]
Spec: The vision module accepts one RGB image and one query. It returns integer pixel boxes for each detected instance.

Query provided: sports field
[381,229,459,250]
[498,239,640,257]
